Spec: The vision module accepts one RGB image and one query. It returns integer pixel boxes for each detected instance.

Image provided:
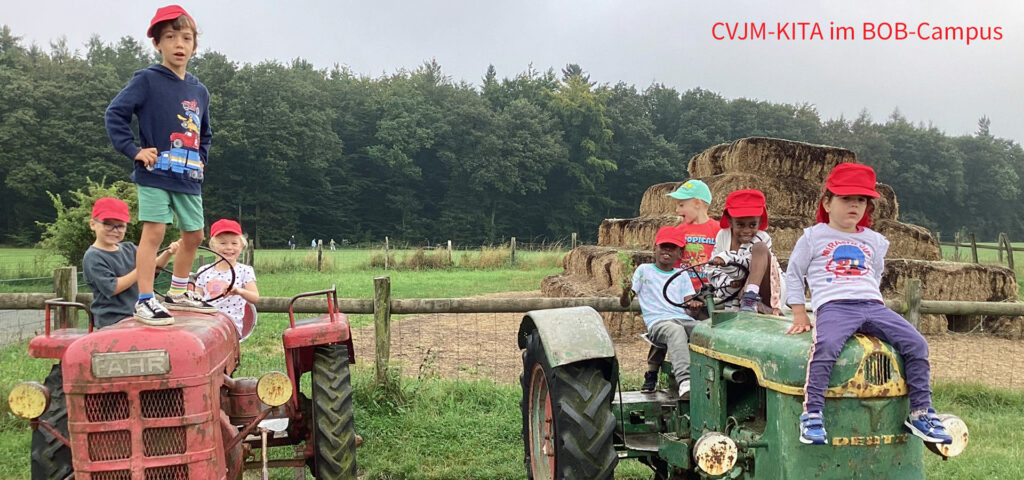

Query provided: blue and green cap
[666,179,712,204]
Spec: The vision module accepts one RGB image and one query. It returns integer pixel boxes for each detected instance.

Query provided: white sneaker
[164,290,218,313]
[134,297,174,326]
[678,380,690,400]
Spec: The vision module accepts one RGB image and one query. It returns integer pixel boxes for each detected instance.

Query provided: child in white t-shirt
[195,219,259,339]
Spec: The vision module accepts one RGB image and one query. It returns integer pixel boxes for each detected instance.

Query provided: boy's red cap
[148,5,195,38]
[816,163,880,227]
[92,197,130,222]
[654,226,686,247]
[210,219,243,237]
[720,189,769,230]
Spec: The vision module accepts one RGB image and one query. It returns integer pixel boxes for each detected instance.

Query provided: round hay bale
[640,177,898,223]
[873,220,941,260]
[882,259,1017,301]
[688,137,856,180]
[599,215,679,248]
[881,259,1021,339]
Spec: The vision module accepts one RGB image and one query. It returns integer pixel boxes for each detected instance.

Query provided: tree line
[1,26,1022,248]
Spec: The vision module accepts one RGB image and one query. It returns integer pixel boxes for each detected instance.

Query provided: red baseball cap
[816,163,879,227]
[720,189,769,230]
[210,219,243,237]
[654,226,686,247]
[92,197,130,222]
[148,5,195,38]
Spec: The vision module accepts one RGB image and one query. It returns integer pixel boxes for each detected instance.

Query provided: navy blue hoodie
[105,64,212,195]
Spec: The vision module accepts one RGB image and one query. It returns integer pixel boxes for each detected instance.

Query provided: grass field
[1,246,1023,478]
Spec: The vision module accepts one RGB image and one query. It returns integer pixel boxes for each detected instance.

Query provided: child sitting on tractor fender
[621,226,702,399]
[195,219,260,339]
[704,189,785,314]
[83,197,179,328]
[785,163,953,446]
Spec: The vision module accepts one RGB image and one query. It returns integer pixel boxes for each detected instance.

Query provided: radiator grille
[143,426,188,456]
[85,392,130,422]
[92,470,131,480]
[141,388,184,418]
[145,465,189,480]
[87,430,131,461]
[864,352,894,385]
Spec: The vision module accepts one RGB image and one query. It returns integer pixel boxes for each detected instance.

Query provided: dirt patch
[352,292,1024,390]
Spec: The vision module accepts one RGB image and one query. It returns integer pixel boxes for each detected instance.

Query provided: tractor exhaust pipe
[722,365,750,384]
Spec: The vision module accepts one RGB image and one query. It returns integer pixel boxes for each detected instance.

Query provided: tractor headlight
[256,372,292,407]
[8,382,50,419]
[930,414,969,458]
[694,431,738,475]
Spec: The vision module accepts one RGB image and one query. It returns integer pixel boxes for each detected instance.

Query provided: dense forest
[1,26,1022,247]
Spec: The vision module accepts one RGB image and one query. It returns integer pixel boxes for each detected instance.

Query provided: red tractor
[8,281,358,479]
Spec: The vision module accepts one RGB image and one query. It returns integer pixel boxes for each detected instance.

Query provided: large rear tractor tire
[31,364,72,480]
[520,330,617,480]
[310,345,357,479]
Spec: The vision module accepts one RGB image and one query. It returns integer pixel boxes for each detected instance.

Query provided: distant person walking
[288,235,296,250]
[311,239,316,250]
[329,239,336,251]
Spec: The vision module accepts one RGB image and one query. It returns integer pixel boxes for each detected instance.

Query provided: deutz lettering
[832,433,910,446]
[92,350,170,378]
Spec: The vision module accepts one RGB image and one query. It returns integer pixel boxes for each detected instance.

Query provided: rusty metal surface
[517,306,615,368]
[58,311,240,478]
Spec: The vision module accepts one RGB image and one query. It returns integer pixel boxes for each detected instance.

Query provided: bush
[36,179,180,266]
[400,248,453,270]
[459,247,511,269]
[367,250,396,269]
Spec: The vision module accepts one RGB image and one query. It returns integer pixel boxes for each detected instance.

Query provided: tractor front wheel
[310,345,357,479]
[520,330,617,480]
[31,364,72,480]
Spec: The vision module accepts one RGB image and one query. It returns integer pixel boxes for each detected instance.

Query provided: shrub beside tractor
[518,303,969,479]
[8,286,358,480]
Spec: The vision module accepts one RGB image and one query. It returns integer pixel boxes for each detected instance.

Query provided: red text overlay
[711,22,1003,45]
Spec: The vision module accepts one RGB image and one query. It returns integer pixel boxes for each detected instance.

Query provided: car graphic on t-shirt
[826,244,868,278]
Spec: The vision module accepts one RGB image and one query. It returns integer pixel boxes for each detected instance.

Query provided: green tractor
[518,297,969,479]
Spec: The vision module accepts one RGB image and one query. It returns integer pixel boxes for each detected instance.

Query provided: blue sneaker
[799,411,827,445]
[906,409,953,444]
[739,291,760,312]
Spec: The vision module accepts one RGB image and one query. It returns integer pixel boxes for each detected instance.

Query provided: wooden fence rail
[4,273,1024,387]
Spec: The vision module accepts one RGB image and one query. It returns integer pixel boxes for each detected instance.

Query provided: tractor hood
[60,313,240,385]
[689,312,908,398]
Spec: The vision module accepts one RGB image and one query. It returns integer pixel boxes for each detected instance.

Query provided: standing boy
[621,227,700,399]
[105,5,215,324]
[83,197,178,328]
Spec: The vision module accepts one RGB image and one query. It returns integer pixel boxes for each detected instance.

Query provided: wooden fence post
[969,232,979,263]
[1001,232,1015,271]
[953,232,960,261]
[316,240,323,271]
[510,237,516,265]
[374,276,392,387]
[447,240,453,265]
[997,232,1004,262]
[571,232,577,250]
[384,237,390,270]
[53,267,78,328]
[904,278,921,331]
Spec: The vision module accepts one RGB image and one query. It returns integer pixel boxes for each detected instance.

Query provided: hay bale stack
[640,177,898,223]
[542,246,651,297]
[598,215,679,249]
[689,137,856,180]
[874,220,941,260]
[880,259,1022,338]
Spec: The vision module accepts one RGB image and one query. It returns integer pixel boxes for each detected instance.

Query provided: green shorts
[137,185,204,232]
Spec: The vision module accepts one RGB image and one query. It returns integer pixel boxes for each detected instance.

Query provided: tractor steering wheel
[155,245,237,303]
[661,260,749,309]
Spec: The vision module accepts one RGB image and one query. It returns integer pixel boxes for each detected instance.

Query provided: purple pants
[804,300,932,413]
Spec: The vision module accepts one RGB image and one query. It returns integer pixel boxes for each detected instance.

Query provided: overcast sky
[6,0,1023,144]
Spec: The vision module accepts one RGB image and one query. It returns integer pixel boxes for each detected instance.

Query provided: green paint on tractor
[520,307,964,480]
